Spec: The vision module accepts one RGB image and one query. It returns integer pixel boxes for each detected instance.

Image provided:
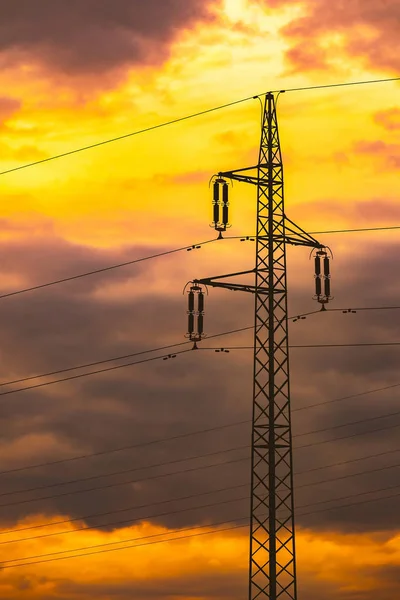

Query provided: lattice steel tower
[185,92,332,599]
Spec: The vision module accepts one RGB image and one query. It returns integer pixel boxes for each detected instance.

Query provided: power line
[0,517,250,566]
[2,481,400,570]
[0,375,399,479]
[296,420,400,450]
[297,446,400,476]
[3,404,400,499]
[309,225,400,235]
[0,348,193,398]
[297,459,400,491]
[0,524,249,570]
[1,76,398,178]
[3,443,399,537]
[0,340,201,388]
[296,407,400,438]
[1,226,399,303]
[2,334,400,400]
[0,445,249,499]
[0,418,249,476]
[228,226,400,240]
[299,485,400,517]
[0,456,248,510]
[0,493,249,546]
[293,381,400,412]
[296,480,400,511]
[327,306,400,313]
[0,314,318,389]
[0,301,396,400]
[2,452,400,546]
[0,324,257,390]
[0,484,248,536]
[280,76,400,94]
[203,341,400,349]
[3,477,398,571]
[0,312,323,390]
[0,416,399,510]
[0,237,217,300]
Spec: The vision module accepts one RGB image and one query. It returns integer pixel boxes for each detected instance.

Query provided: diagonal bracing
[187,93,331,599]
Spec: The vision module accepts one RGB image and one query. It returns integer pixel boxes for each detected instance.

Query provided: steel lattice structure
[187,92,331,599]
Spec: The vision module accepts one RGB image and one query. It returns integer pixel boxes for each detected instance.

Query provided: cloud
[374,108,400,131]
[0,231,397,549]
[0,1,219,75]
[0,142,47,163]
[0,96,21,126]
[285,42,328,72]
[353,139,400,170]
[257,0,400,73]
[290,197,400,226]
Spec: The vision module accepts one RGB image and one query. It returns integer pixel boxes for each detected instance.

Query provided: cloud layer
[0,1,218,74]
[259,0,400,73]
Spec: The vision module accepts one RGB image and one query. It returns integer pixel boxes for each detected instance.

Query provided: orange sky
[0,0,400,598]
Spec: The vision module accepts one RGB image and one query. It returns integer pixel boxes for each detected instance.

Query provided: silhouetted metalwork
[187,93,332,599]
[211,177,231,238]
[313,248,332,308]
[184,283,206,347]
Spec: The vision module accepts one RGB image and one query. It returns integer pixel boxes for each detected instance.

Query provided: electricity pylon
[185,92,332,599]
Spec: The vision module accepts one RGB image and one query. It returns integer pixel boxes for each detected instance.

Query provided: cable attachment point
[240,236,255,242]
[183,281,207,343]
[215,348,230,353]
[187,245,201,252]
[342,309,357,314]
[210,176,232,237]
[293,315,306,323]
[163,354,177,361]
[313,247,333,306]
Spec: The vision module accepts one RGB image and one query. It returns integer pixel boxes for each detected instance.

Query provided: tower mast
[186,92,332,599]
[248,92,296,600]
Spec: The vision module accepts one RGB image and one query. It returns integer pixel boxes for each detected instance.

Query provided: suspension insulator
[315,277,322,297]
[213,181,219,202]
[188,291,195,313]
[213,202,220,226]
[222,182,228,205]
[314,256,321,277]
[222,204,229,227]
[198,314,204,336]
[198,291,204,314]
[323,257,330,277]
[188,313,194,336]
[324,277,331,298]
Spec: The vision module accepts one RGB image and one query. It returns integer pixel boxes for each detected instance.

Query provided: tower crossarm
[218,168,259,186]
[194,270,264,295]
[283,216,323,249]
[196,281,268,294]
[215,178,325,250]
[194,268,257,282]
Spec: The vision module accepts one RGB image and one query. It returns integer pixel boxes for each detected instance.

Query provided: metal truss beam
[192,92,328,599]
[246,92,297,600]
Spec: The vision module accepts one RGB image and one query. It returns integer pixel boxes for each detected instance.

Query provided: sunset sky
[0,1,400,598]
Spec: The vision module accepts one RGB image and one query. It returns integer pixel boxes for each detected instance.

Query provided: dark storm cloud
[57,570,247,600]
[0,233,399,543]
[15,564,394,600]
[0,0,219,74]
